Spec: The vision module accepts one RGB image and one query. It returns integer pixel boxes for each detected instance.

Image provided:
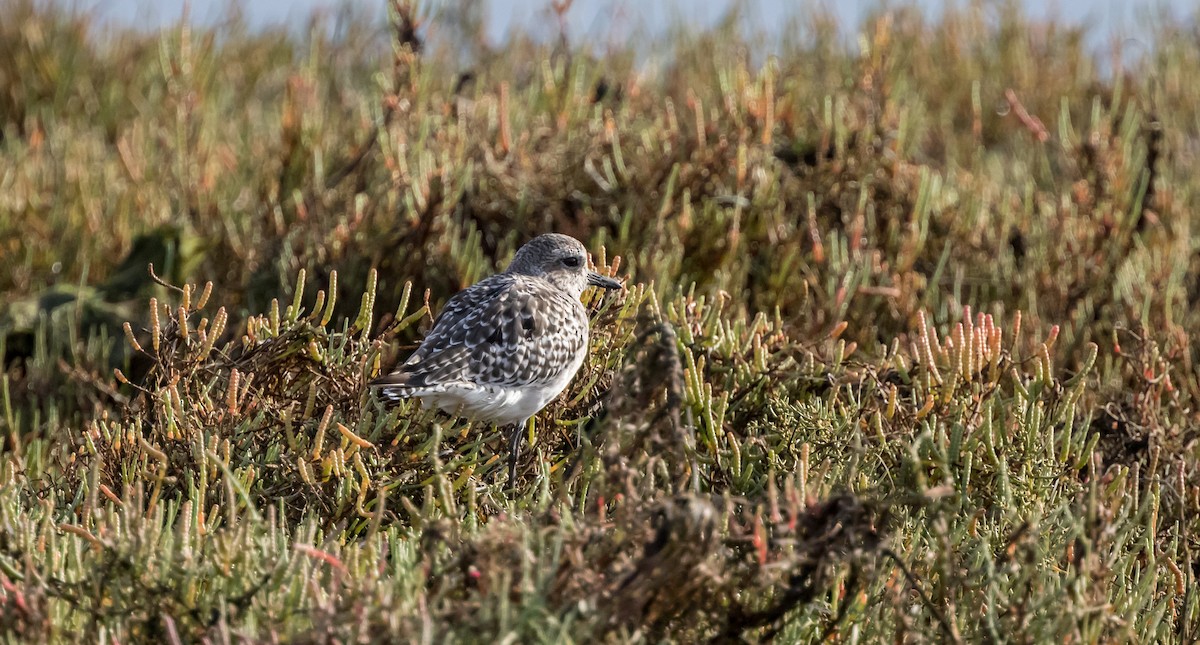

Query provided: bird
[369,233,623,484]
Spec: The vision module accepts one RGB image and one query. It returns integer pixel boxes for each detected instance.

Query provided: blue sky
[87,0,1194,51]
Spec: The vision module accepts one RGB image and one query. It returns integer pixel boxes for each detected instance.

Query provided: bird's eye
[562,256,582,268]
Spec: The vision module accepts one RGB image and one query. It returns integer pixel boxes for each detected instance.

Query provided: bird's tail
[368,372,415,388]
[376,387,411,406]
[368,372,416,406]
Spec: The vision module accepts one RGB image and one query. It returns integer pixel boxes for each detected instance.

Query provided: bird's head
[505,233,623,298]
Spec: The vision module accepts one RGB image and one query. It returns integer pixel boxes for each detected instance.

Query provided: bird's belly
[419,351,586,426]
[418,386,550,426]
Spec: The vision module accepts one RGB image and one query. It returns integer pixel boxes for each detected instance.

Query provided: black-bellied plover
[371,233,623,483]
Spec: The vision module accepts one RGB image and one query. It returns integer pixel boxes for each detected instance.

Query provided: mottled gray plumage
[370,234,622,429]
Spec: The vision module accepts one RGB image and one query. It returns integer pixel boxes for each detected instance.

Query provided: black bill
[587,271,623,290]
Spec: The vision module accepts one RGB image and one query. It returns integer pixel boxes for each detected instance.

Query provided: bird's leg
[506,422,524,487]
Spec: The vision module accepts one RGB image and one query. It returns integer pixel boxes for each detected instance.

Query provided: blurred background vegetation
[2,0,1200,641]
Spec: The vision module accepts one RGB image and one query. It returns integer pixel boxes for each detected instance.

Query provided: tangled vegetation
[2,0,1200,641]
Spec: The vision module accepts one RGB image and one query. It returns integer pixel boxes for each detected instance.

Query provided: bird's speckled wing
[371,273,588,392]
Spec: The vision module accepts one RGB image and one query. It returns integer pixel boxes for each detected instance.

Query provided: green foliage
[2,0,1200,641]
